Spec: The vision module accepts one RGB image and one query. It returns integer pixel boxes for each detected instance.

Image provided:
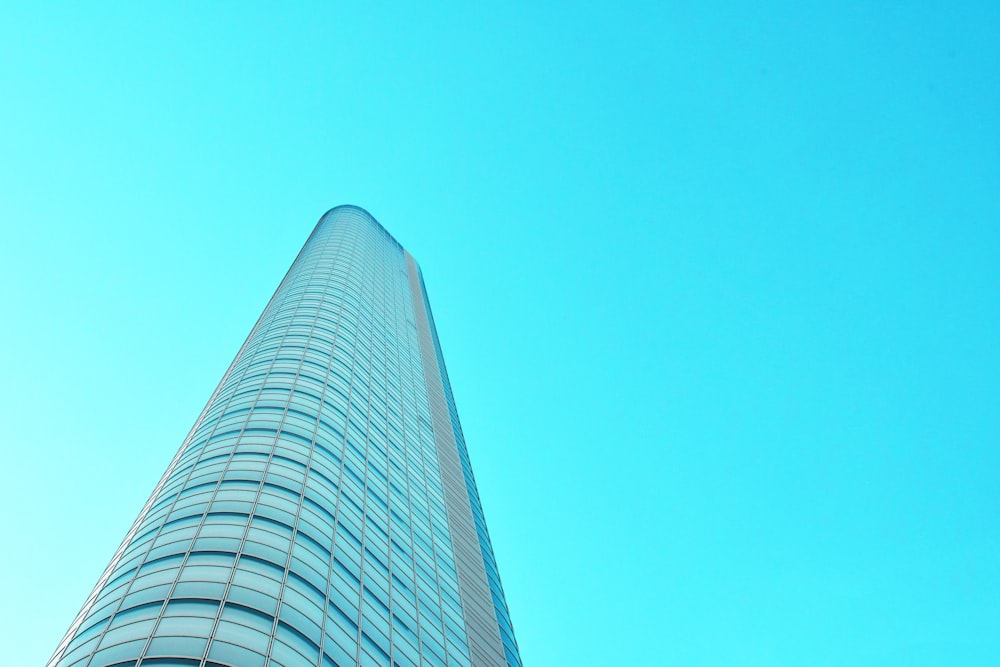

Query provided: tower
[49,206,521,667]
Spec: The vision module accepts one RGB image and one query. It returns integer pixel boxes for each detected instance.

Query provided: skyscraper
[49,206,522,667]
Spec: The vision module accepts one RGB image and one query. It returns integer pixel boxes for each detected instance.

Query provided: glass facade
[48,206,521,667]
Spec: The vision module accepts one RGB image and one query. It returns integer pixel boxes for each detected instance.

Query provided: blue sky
[1,3,998,664]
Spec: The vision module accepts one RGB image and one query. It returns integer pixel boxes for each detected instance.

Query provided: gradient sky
[1,3,998,665]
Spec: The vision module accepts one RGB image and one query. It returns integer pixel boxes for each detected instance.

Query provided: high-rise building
[49,206,521,667]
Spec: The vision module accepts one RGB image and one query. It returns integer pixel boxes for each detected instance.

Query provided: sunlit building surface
[49,206,521,667]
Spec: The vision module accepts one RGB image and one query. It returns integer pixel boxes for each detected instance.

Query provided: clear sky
[1,3,998,665]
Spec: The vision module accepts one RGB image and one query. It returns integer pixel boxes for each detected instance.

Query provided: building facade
[49,206,521,667]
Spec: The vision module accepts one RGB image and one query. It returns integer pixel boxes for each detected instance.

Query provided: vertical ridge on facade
[405,251,507,667]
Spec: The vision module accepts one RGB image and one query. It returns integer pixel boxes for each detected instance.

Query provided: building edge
[47,209,332,666]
